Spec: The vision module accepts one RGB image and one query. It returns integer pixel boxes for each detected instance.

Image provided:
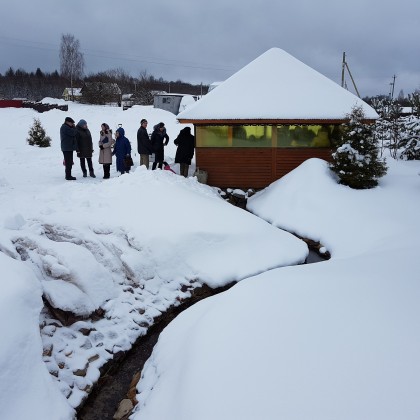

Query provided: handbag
[124,155,134,168]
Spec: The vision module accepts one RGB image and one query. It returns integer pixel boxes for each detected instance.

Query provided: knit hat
[65,117,75,124]
[78,119,87,126]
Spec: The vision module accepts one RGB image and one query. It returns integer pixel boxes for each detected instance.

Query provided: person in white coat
[98,123,114,179]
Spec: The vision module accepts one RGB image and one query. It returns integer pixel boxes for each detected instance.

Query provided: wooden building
[62,87,82,101]
[177,48,378,189]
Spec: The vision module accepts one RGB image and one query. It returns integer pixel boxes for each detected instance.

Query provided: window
[196,124,340,148]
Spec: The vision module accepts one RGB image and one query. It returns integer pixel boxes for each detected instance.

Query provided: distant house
[122,89,157,110]
[400,106,415,116]
[80,82,122,106]
[122,93,134,110]
[62,87,82,101]
[177,48,378,189]
[154,93,198,115]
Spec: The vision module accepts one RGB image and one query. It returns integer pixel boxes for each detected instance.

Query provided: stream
[76,248,326,419]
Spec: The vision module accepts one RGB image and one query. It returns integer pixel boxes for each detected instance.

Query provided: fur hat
[65,117,75,124]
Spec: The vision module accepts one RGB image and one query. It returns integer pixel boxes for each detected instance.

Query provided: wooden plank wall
[195,148,332,188]
[274,148,332,179]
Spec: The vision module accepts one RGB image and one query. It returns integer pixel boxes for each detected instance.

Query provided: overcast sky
[1,0,419,97]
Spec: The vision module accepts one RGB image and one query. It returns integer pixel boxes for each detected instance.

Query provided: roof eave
[177,118,378,125]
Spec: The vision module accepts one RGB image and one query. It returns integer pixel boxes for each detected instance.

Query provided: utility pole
[389,74,396,100]
[341,52,346,88]
[341,52,361,98]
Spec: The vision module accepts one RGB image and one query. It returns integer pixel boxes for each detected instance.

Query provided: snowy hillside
[0,101,307,419]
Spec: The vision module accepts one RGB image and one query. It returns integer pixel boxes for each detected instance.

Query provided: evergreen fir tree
[329,106,387,189]
[27,118,52,147]
[398,115,420,160]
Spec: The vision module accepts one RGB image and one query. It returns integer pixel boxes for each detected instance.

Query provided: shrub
[27,118,52,147]
[330,106,387,189]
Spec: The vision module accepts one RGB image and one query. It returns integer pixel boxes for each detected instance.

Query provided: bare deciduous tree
[59,34,84,99]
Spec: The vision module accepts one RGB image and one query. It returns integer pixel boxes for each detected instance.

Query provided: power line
[0,35,235,73]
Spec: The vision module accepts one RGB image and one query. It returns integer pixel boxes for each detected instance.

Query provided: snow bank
[132,156,420,420]
[0,253,73,420]
[0,101,308,411]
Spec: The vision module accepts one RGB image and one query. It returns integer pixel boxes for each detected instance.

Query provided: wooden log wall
[195,147,332,189]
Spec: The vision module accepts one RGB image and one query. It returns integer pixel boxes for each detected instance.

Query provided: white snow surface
[0,100,307,418]
[132,158,420,419]
[178,48,378,121]
[0,252,72,420]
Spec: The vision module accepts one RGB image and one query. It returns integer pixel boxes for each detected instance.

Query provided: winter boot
[83,171,87,178]
[65,176,76,181]
[103,164,110,179]
[89,170,96,178]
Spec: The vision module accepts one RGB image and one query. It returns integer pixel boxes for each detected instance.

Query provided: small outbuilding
[154,93,198,115]
[177,48,378,188]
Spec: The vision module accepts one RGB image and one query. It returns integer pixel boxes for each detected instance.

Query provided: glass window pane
[196,124,339,148]
[276,125,336,148]
[196,126,230,147]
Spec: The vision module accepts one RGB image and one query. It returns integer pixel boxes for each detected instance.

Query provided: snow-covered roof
[154,92,195,97]
[178,48,378,122]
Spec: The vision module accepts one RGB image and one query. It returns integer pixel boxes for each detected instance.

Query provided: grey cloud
[1,0,419,96]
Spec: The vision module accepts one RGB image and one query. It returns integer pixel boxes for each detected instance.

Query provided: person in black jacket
[60,116,77,180]
[174,126,195,177]
[151,122,169,170]
[76,119,96,178]
[137,119,153,169]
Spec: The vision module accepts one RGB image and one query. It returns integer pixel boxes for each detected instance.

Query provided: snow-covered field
[132,158,420,420]
[1,100,419,419]
[0,100,308,419]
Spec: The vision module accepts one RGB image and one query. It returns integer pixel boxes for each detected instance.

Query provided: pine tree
[27,118,52,147]
[329,106,387,189]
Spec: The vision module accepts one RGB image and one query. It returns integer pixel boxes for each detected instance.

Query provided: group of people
[60,117,195,180]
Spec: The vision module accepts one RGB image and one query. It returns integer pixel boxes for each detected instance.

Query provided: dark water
[306,249,327,264]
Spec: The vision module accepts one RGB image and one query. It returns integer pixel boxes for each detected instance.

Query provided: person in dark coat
[151,122,169,170]
[112,127,132,175]
[137,119,153,169]
[60,116,77,180]
[76,119,96,178]
[174,126,195,177]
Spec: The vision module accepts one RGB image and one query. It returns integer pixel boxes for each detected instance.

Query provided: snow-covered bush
[330,106,387,189]
[398,115,420,160]
[27,118,52,147]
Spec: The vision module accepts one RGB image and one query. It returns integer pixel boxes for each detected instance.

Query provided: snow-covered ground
[1,99,419,419]
[0,101,308,419]
[131,158,420,419]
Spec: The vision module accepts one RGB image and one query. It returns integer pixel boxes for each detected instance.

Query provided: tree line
[0,67,207,102]
[0,34,207,102]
